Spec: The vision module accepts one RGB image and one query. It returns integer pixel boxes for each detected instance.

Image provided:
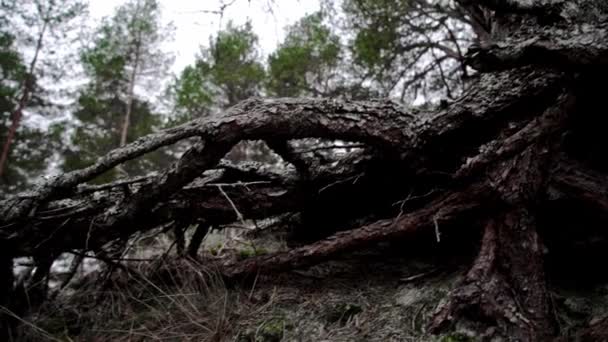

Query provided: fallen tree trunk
[3,0,608,340]
[0,68,564,255]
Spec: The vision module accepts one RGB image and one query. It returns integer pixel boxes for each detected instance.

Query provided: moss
[24,317,82,342]
[209,243,223,256]
[324,302,363,325]
[439,332,477,342]
[237,247,269,260]
[238,316,293,342]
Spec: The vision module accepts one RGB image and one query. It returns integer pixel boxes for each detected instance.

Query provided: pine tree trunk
[0,17,48,179]
[119,44,140,148]
[117,0,143,177]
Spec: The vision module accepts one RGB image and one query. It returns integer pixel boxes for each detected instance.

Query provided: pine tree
[267,12,342,98]
[171,21,268,162]
[172,21,265,113]
[64,0,174,182]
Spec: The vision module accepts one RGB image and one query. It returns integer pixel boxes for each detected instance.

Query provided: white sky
[88,0,321,74]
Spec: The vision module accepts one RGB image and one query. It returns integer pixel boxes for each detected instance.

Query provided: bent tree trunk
[2,0,608,340]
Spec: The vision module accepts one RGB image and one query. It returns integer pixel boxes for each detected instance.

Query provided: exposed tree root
[221,185,488,280]
[570,316,608,342]
[187,222,210,258]
[429,210,555,340]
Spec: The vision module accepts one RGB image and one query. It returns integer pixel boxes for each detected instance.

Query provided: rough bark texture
[430,145,557,340]
[2,0,608,340]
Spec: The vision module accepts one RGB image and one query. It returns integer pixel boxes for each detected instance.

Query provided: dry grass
[17,243,465,342]
[18,259,274,341]
[12,220,608,341]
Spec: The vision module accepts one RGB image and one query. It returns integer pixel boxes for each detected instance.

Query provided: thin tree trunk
[119,0,142,148]
[116,0,142,179]
[0,12,49,179]
[119,48,140,147]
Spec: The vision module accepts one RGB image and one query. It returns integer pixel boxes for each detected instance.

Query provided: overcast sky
[89,0,321,73]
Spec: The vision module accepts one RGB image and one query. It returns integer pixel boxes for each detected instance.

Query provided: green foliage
[210,22,266,107]
[267,12,341,97]
[0,32,25,125]
[169,62,215,120]
[81,32,128,90]
[0,34,25,84]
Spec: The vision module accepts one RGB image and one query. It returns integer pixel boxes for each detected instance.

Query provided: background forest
[0,0,471,193]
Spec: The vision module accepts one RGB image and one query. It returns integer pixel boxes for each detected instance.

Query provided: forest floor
[17,231,608,341]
